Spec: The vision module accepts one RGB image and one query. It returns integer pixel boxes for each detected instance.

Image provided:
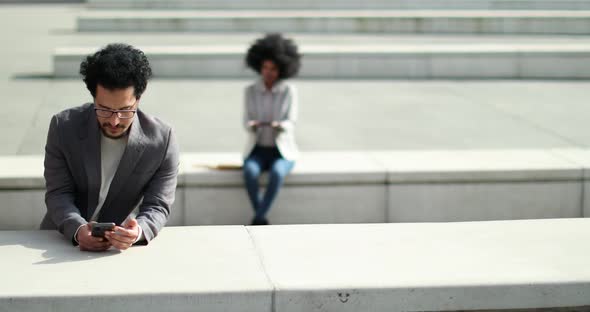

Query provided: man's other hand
[105,219,140,251]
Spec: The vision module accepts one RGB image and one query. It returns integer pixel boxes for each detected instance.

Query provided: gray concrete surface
[77,10,590,35]
[53,44,590,79]
[249,219,590,311]
[0,227,272,311]
[2,4,590,157]
[1,150,587,229]
[2,220,590,311]
[86,0,590,10]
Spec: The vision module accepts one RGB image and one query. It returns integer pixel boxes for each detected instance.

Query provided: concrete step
[77,10,590,35]
[251,220,590,311]
[37,32,590,48]
[3,220,590,311]
[1,149,588,230]
[54,43,590,79]
[86,0,590,11]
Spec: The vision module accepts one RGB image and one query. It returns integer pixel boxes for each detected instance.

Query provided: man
[40,43,179,251]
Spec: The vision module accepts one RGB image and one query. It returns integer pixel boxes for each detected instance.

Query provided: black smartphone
[91,222,116,238]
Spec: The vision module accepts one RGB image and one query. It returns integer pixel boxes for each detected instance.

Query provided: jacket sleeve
[278,85,298,132]
[44,115,86,245]
[135,128,180,245]
[243,86,257,133]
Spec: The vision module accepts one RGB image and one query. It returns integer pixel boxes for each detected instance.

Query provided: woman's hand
[271,121,281,130]
[248,120,260,129]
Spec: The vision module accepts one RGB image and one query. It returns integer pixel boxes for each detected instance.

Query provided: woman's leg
[243,153,264,212]
[256,158,295,221]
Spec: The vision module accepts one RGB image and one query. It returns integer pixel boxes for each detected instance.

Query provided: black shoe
[250,218,269,226]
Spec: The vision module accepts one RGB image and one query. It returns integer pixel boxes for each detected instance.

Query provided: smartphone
[91,222,116,238]
[257,122,272,127]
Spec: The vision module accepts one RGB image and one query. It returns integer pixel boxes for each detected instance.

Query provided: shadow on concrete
[0,230,122,265]
[12,73,55,80]
[0,1,83,3]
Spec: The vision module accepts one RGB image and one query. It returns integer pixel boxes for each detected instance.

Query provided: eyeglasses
[94,106,137,119]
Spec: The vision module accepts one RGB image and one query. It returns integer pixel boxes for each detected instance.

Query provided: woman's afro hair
[80,43,153,99]
[245,33,302,79]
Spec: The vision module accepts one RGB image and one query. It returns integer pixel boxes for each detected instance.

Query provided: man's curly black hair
[80,43,152,99]
[245,33,302,80]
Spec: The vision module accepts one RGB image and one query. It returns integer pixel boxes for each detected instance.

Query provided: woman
[242,33,302,225]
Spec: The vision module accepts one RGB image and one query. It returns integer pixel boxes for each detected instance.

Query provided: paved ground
[1,4,590,155]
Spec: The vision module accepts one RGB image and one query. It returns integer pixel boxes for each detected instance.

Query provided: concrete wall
[0,149,588,230]
[86,0,590,10]
[76,11,590,35]
[0,226,272,312]
[54,45,590,79]
[2,219,590,311]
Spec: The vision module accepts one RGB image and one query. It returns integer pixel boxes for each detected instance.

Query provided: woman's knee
[269,166,288,182]
[243,160,261,178]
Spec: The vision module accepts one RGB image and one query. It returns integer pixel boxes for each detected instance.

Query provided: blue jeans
[243,145,295,222]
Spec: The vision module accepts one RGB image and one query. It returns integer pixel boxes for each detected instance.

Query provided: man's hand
[77,223,111,252]
[105,219,140,251]
[271,121,281,129]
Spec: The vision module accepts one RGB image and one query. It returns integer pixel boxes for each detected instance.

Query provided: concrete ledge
[373,150,582,183]
[549,149,590,218]
[0,155,45,189]
[249,219,590,311]
[86,0,590,11]
[2,219,590,311]
[0,227,272,312]
[54,44,590,79]
[0,149,586,229]
[373,150,584,222]
[173,152,388,225]
[76,10,590,35]
[182,152,387,186]
[185,184,388,225]
[388,181,582,222]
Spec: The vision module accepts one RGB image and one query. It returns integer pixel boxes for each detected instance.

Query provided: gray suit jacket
[40,103,179,245]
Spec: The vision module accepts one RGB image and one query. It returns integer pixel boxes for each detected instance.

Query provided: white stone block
[372,150,582,183]
[86,0,590,10]
[0,227,272,311]
[550,149,590,176]
[0,190,45,230]
[0,155,44,189]
[182,151,387,186]
[76,11,590,35]
[184,187,251,225]
[388,181,582,222]
[54,44,590,79]
[185,185,387,225]
[248,219,590,312]
[549,148,590,217]
[429,54,518,78]
[53,53,84,79]
[269,185,387,224]
[286,151,386,185]
[182,152,244,187]
[519,53,590,79]
[167,188,185,226]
